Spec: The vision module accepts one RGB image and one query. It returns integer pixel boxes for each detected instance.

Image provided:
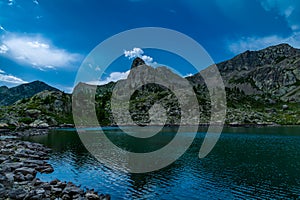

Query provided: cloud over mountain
[124,47,156,66]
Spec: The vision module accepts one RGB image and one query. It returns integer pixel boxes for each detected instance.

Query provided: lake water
[24,126,300,199]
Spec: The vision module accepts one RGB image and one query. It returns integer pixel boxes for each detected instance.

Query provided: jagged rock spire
[131,57,145,69]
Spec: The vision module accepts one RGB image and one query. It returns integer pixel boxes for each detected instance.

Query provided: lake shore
[0,130,110,200]
[1,125,299,199]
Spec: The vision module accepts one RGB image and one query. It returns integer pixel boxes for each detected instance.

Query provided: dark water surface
[24,126,300,199]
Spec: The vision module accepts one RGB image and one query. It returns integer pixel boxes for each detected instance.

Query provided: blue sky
[0,0,299,92]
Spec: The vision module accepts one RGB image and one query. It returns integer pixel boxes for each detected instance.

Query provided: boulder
[86,192,101,200]
[15,167,37,176]
[2,162,24,172]
[8,119,19,127]
[39,122,50,128]
[5,173,14,183]
[51,186,63,195]
[25,109,41,117]
[62,182,84,196]
[0,123,8,128]
[282,104,289,110]
[29,120,49,128]
[8,188,27,200]
[229,121,240,126]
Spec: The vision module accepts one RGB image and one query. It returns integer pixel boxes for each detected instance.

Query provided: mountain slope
[0,90,72,129]
[1,43,300,129]
[0,81,60,106]
[189,43,300,102]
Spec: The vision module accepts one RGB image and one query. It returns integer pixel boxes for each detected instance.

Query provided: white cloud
[227,1,300,55]
[0,25,5,31]
[124,47,156,66]
[284,6,295,17]
[260,0,294,16]
[141,55,153,64]
[260,0,300,31]
[33,0,39,5]
[124,47,143,58]
[0,72,27,84]
[8,0,14,6]
[87,70,130,86]
[0,44,8,54]
[228,32,300,54]
[0,33,80,70]
[291,25,300,31]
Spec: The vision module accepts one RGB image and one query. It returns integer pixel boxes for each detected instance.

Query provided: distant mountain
[189,43,300,102]
[0,81,60,106]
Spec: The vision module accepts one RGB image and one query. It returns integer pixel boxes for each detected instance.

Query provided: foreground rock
[0,139,110,200]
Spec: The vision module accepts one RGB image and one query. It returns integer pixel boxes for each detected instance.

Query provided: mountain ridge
[0,80,60,106]
[0,43,299,129]
[188,43,300,102]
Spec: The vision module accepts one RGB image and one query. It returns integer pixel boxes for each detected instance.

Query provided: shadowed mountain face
[131,57,146,69]
[188,43,300,102]
[0,81,60,106]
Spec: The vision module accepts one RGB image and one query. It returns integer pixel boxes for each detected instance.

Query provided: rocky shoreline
[0,132,110,200]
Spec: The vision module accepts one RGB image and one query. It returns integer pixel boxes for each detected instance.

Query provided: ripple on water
[30,127,300,199]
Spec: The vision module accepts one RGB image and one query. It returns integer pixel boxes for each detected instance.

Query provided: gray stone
[2,162,24,172]
[50,178,59,185]
[29,119,49,128]
[282,104,289,110]
[8,188,27,200]
[36,188,45,194]
[62,183,84,196]
[0,122,8,128]
[29,194,43,200]
[25,173,34,181]
[25,109,41,117]
[51,186,63,194]
[86,192,101,200]
[41,166,54,173]
[0,187,6,197]
[39,122,50,128]
[14,173,25,181]
[15,167,37,176]
[5,172,14,182]
[40,182,52,190]
[62,193,71,200]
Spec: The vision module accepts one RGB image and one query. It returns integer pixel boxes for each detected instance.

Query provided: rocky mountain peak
[0,86,9,93]
[217,43,300,73]
[262,43,293,51]
[131,57,146,69]
[259,43,300,57]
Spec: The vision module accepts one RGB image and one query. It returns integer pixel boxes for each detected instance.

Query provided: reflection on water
[23,126,300,199]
